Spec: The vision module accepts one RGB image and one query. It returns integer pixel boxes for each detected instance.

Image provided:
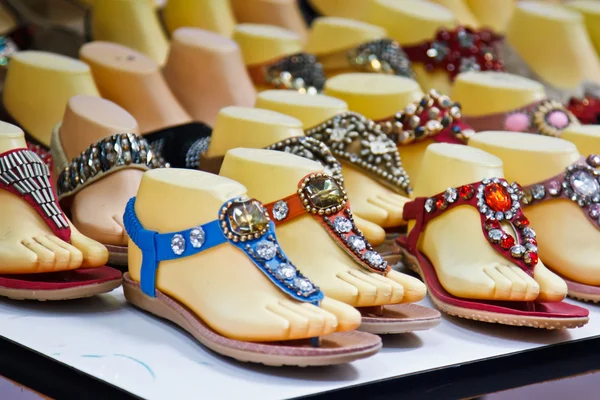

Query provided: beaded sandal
[263,172,440,334]
[393,177,589,329]
[123,196,382,366]
[0,148,122,300]
[246,52,326,94]
[51,127,168,266]
[521,155,600,303]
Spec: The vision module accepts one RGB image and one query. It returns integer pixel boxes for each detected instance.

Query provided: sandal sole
[0,277,122,301]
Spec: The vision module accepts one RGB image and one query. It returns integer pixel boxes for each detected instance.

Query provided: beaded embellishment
[346,39,414,78]
[262,52,326,94]
[306,112,412,195]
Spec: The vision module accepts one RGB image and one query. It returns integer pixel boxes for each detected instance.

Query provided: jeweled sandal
[123,196,382,366]
[521,154,600,302]
[51,127,169,266]
[394,177,589,329]
[263,172,440,334]
[0,148,122,300]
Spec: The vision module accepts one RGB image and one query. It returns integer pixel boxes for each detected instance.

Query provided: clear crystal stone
[425,198,435,212]
[510,245,526,258]
[488,229,503,242]
[171,234,185,255]
[444,188,458,204]
[189,227,205,248]
[479,204,488,214]
[348,235,366,251]
[486,210,495,219]
[523,227,536,238]
[495,212,504,221]
[364,251,383,266]
[294,277,314,293]
[590,204,600,219]
[334,216,352,233]
[505,211,513,220]
[531,184,546,200]
[526,242,538,253]
[570,170,600,197]
[272,200,289,221]
[548,181,562,196]
[256,240,277,260]
[275,263,296,280]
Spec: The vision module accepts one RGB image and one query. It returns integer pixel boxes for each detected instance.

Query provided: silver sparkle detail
[190,227,206,249]
[364,251,383,266]
[171,234,185,255]
[488,229,503,243]
[570,170,600,197]
[425,198,435,213]
[272,200,289,221]
[444,187,458,204]
[531,184,546,200]
[348,235,366,251]
[275,263,297,280]
[523,227,536,239]
[334,216,353,233]
[256,240,278,260]
[510,245,526,258]
[294,277,314,293]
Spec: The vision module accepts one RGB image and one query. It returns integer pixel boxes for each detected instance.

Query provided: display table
[0,287,599,400]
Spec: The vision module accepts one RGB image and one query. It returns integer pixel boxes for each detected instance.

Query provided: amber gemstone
[501,236,515,249]
[514,216,529,228]
[485,220,500,230]
[484,183,512,212]
[304,176,343,209]
[459,184,474,199]
[227,199,269,235]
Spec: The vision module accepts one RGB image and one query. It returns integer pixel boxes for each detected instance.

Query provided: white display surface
[0,288,598,400]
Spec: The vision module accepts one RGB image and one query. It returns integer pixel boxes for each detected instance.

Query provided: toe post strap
[402,178,539,274]
[264,172,390,275]
[123,196,324,304]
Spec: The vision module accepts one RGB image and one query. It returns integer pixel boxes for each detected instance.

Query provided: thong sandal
[393,177,589,329]
[263,172,440,334]
[0,148,122,300]
[521,154,600,303]
[51,127,169,266]
[123,196,382,366]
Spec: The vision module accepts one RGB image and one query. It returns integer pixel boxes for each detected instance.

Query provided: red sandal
[393,177,589,329]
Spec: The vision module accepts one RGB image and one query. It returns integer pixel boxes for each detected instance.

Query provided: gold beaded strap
[305,112,412,195]
[51,125,168,202]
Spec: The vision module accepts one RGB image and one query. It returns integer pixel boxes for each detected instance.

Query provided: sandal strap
[123,196,324,304]
[306,112,412,195]
[402,26,504,80]
[522,155,600,230]
[402,178,539,273]
[143,122,212,169]
[264,173,389,274]
[52,125,168,201]
[463,99,579,137]
[0,148,70,242]
[377,89,475,146]
[246,52,326,93]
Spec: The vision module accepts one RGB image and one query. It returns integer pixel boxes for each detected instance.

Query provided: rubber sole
[0,277,123,301]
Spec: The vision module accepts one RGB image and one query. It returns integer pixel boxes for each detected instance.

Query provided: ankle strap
[123,196,324,304]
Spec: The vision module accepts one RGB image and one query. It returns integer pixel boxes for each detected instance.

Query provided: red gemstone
[501,236,515,249]
[514,216,529,228]
[485,220,500,230]
[526,252,539,265]
[459,185,475,200]
[484,183,512,212]
[435,194,447,210]
[526,238,537,246]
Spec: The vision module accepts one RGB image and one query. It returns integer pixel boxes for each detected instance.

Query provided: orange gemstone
[484,183,512,212]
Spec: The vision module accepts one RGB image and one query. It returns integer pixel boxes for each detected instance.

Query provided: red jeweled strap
[567,95,600,125]
[403,178,538,274]
[522,155,600,230]
[402,26,504,80]
[0,148,70,242]
[264,173,390,275]
[463,99,579,137]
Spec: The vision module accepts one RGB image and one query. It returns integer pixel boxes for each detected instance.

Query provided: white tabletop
[0,288,598,400]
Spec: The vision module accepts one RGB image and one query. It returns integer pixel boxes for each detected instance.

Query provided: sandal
[521,154,600,303]
[51,127,169,266]
[0,147,122,300]
[394,177,589,329]
[123,195,382,366]
[263,172,440,334]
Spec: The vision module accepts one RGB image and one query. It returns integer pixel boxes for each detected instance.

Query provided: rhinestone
[570,170,600,197]
[364,251,383,266]
[459,185,474,199]
[256,240,277,260]
[522,190,533,205]
[510,245,526,258]
[486,220,500,230]
[227,199,269,236]
[548,181,562,196]
[523,227,536,238]
[444,188,458,204]
[171,234,185,255]
[590,204,600,218]
[304,176,344,209]
[524,251,538,265]
[189,227,206,248]
[272,200,289,221]
[495,212,504,221]
[275,263,296,280]
[587,154,600,167]
[514,216,529,227]
[348,235,366,251]
[501,236,515,249]
[484,182,512,212]
[488,229,504,243]
[525,242,538,253]
[479,204,489,214]
[294,277,314,293]
[334,216,352,233]
[531,184,546,200]
[424,198,436,213]
[505,211,513,220]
